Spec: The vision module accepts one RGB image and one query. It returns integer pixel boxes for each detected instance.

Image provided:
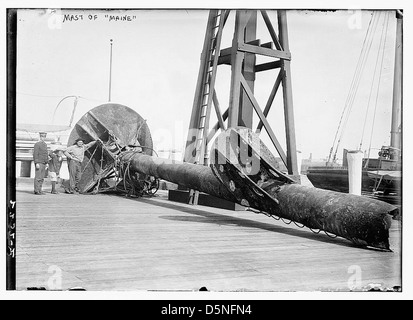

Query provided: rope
[359,12,390,152]
[328,13,376,163]
[80,143,100,174]
[246,208,336,237]
[366,12,390,161]
[324,230,338,238]
[328,12,378,164]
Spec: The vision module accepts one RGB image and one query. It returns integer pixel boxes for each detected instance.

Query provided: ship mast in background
[306,10,402,203]
[390,10,402,160]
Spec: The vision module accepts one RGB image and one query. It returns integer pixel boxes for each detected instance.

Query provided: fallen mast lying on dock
[69,104,398,250]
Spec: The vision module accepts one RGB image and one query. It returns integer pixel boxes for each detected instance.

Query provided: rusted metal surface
[121,127,396,250]
[273,184,395,249]
[210,128,397,250]
[119,152,238,203]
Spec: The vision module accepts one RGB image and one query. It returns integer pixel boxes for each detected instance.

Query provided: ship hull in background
[306,166,401,205]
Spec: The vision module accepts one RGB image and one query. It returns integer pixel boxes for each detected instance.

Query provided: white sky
[16,8,399,160]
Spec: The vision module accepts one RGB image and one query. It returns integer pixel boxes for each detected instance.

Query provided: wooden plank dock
[15,178,401,292]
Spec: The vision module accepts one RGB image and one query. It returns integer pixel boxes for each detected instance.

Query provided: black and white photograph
[3,0,411,302]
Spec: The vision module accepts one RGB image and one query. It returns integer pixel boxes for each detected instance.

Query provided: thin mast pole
[108,39,113,102]
[390,12,402,154]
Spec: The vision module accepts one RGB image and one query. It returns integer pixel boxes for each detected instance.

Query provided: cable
[139,146,159,157]
[78,96,107,103]
[328,12,379,164]
[359,12,389,152]
[328,12,376,163]
[246,207,340,238]
[17,92,65,98]
[111,149,160,197]
[332,12,380,162]
[366,12,390,161]
[80,144,100,175]
[17,91,105,103]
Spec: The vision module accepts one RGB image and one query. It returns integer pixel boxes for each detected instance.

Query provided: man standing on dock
[64,138,100,194]
[48,146,65,194]
[33,131,49,195]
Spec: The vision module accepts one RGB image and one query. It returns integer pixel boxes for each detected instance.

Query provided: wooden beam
[212,90,226,131]
[239,74,287,166]
[207,108,229,144]
[184,10,219,162]
[255,60,283,73]
[261,10,283,51]
[218,55,231,65]
[239,10,257,129]
[219,47,231,57]
[278,10,299,175]
[261,41,274,49]
[238,43,291,60]
[219,42,283,66]
[217,47,231,65]
[222,9,231,26]
[218,55,231,66]
[256,69,284,132]
[228,48,243,128]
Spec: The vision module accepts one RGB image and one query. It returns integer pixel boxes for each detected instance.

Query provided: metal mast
[390,11,402,158]
[108,39,113,102]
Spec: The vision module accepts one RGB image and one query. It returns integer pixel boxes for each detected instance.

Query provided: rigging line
[17,91,105,103]
[327,12,376,163]
[78,96,107,103]
[337,13,381,144]
[359,12,388,151]
[340,13,381,137]
[344,12,378,118]
[366,12,391,161]
[331,12,381,162]
[52,95,79,125]
[17,92,65,98]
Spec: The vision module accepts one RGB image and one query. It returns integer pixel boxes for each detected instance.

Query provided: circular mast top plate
[68,103,153,192]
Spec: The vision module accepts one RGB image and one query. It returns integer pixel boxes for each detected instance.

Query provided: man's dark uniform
[33,134,48,194]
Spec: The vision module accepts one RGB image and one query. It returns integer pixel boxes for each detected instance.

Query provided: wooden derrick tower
[184,10,299,205]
